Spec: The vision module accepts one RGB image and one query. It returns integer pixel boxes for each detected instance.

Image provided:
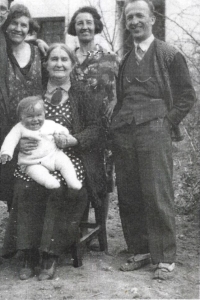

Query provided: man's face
[0,0,9,28]
[125,0,155,43]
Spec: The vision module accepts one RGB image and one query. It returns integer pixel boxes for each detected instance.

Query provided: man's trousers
[112,118,176,264]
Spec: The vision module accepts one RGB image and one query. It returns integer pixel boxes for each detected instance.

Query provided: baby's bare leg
[55,152,82,190]
[26,164,60,189]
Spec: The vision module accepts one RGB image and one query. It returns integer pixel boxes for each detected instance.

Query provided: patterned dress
[70,44,119,131]
[70,45,119,191]
[1,43,43,211]
[7,43,43,126]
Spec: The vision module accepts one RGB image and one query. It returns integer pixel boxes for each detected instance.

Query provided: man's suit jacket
[113,38,196,141]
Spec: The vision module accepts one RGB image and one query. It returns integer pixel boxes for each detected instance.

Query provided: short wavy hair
[68,6,103,36]
[45,43,76,66]
[124,0,155,16]
[3,4,39,34]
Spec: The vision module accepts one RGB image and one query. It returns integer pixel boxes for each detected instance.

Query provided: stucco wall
[166,0,200,50]
[12,0,200,55]
[13,0,116,50]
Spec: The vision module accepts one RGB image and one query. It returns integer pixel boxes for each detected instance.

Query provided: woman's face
[47,47,73,80]
[75,12,95,43]
[6,16,29,44]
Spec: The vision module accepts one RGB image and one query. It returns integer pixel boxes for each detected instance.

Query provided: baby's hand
[0,154,11,164]
[54,132,69,149]
[54,132,78,148]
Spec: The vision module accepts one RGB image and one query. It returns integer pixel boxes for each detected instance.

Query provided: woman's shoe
[19,265,34,280]
[38,260,57,281]
[19,248,40,280]
[38,253,57,281]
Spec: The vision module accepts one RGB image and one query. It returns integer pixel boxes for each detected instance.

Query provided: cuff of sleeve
[166,108,184,126]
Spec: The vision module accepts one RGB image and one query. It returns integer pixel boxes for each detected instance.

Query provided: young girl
[0,96,82,190]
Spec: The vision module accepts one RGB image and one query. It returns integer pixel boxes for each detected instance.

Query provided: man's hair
[3,4,39,34]
[68,6,103,36]
[124,0,155,15]
[17,96,44,119]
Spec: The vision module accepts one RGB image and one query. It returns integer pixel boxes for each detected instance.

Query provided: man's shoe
[153,262,175,280]
[120,257,151,272]
[127,253,151,263]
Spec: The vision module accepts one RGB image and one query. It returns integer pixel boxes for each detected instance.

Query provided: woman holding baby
[2,24,107,281]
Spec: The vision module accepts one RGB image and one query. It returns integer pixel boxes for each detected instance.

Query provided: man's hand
[36,39,49,56]
[19,137,38,155]
[54,133,78,149]
[0,154,11,164]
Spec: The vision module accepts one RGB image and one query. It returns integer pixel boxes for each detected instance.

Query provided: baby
[0,96,82,190]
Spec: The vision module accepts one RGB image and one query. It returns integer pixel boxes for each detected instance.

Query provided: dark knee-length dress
[2,89,107,257]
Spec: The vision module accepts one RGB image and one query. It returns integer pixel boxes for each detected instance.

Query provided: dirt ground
[0,131,199,300]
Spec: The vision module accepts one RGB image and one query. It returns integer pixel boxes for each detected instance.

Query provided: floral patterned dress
[7,44,43,127]
[70,44,119,131]
[70,45,119,191]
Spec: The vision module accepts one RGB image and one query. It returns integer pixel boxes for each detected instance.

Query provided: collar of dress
[47,78,71,94]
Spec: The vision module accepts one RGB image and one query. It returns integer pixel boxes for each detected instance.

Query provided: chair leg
[71,242,83,268]
[98,221,108,253]
[95,206,108,253]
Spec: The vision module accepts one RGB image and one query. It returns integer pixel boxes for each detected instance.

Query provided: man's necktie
[135,45,145,64]
[51,88,63,105]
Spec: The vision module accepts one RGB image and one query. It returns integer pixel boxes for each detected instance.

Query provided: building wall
[166,0,200,50]
[13,0,116,50]
[13,0,200,55]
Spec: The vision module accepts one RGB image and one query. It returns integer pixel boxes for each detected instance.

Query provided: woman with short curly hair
[1,3,43,211]
[68,6,119,250]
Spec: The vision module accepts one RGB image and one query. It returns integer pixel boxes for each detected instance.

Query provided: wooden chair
[71,202,108,268]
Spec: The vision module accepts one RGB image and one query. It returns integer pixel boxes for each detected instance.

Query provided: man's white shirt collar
[134,34,155,52]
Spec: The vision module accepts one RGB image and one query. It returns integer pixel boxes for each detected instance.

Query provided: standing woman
[4,4,42,125]
[1,4,43,211]
[68,7,118,246]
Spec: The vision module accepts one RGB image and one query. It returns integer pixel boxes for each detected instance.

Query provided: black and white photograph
[0,0,199,299]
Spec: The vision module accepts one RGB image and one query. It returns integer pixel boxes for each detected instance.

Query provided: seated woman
[1,4,43,211]
[2,43,107,281]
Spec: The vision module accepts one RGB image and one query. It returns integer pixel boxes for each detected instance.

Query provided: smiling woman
[3,4,42,126]
[46,47,73,81]
[0,4,43,211]
[6,15,30,44]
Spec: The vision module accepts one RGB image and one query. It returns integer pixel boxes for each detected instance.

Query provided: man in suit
[0,0,14,211]
[111,0,196,280]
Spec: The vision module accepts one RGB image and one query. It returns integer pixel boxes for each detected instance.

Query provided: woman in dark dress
[2,43,107,281]
[1,4,43,211]
[68,7,119,248]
